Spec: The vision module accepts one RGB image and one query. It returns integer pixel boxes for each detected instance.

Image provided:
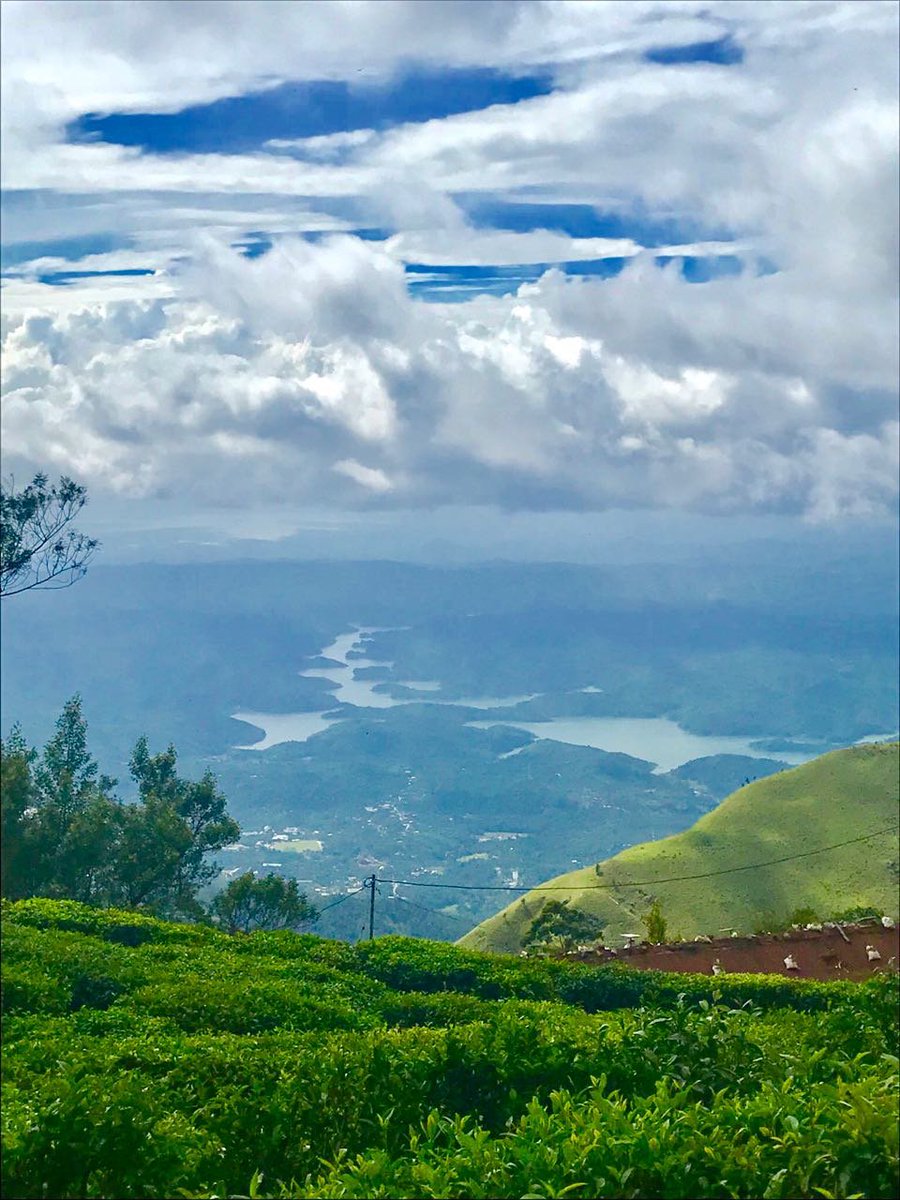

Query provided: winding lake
[468,716,813,774]
[233,628,822,770]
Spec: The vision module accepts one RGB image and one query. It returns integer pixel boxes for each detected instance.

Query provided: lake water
[233,628,819,770]
[233,628,538,749]
[468,716,814,774]
[232,710,338,751]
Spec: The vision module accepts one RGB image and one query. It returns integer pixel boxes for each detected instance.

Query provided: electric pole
[367,873,377,939]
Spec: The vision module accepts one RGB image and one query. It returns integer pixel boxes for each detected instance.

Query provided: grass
[462,741,900,953]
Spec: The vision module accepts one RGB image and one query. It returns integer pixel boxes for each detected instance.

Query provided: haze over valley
[4,536,896,938]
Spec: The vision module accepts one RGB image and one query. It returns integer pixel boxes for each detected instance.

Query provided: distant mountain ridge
[461,742,900,954]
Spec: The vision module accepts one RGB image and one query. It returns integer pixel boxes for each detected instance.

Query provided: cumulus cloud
[2,235,897,519]
[1,0,897,523]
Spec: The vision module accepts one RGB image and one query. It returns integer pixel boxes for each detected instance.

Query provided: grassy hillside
[462,741,900,954]
[2,898,897,1199]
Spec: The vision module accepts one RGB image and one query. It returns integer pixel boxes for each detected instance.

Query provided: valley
[2,552,897,941]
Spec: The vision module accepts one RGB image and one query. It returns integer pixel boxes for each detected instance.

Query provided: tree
[34,695,116,819]
[121,737,240,917]
[1,704,240,918]
[1,473,98,597]
[524,899,605,952]
[212,871,319,934]
[15,697,120,903]
[641,899,668,944]
[0,728,38,900]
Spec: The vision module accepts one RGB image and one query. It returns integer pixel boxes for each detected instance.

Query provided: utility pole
[367,873,377,939]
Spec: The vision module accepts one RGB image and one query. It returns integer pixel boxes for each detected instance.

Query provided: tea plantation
[2,898,898,1199]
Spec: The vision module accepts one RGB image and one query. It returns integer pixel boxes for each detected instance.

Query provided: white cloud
[2,236,896,519]
[334,459,394,493]
[1,1,897,524]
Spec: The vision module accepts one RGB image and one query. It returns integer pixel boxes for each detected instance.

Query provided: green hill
[2,898,898,1199]
[461,741,900,954]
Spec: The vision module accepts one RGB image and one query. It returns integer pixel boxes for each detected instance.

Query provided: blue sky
[0,0,897,539]
[1,17,752,296]
[68,67,557,154]
[3,51,749,301]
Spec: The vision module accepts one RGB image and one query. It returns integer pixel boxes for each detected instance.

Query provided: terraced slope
[462,741,900,954]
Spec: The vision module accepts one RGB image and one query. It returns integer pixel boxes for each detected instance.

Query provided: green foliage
[2,903,898,1199]
[754,905,829,935]
[524,899,605,951]
[123,978,369,1034]
[123,736,240,916]
[1,703,240,920]
[0,731,34,900]
[641,899,668,943]
[831,904,884,923]
[287,1073,900,1200]
[212,871,318,934]
[0,472,98,597]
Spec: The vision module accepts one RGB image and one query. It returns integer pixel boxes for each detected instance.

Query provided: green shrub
[1,966,70,1014]
[288,1073,900,1200]
[70,974,126,1012]
[377,990,496,1028]
[121,977,373,1035]
[3,897,214,946]
[2,907,897,1200]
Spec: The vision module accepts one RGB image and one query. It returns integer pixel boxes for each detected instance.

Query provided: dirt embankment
[569,921,899,981]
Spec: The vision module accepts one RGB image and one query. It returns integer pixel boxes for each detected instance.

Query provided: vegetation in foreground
[463,741,900,953]
[2,898,898,1199]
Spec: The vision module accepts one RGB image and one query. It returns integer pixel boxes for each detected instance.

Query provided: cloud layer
[3,234,897,519]
[1,0,897,522]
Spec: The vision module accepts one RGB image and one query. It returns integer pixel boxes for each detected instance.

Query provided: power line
[317,884,366,913]
[388,892,470,924]
[378,824,900,894]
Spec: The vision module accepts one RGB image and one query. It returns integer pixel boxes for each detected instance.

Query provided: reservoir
[468,716,813,774]
[234,629,819,770]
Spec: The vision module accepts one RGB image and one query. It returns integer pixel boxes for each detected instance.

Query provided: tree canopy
[212,871,319,934]
[0,698,242,920]
[0,473,98,597]
[524,899,605,951]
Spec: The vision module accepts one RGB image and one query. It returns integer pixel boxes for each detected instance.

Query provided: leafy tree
[1,704,240,918]
[641,899,668,944]
[0,473,98,597]
[524,899,605,951]
[34,695,116,819]
[4,698,120,903]
[0,728,37,900]
[212,871,319,934]
[120,737,240,917]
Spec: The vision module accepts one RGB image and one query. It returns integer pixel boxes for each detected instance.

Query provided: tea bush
[2,900,897,1199]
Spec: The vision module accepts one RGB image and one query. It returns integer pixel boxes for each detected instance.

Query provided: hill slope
[461,741,900,954]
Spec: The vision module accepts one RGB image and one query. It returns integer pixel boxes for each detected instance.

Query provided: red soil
[568,920,899,982]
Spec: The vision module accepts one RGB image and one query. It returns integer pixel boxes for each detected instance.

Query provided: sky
[1,0,898,559]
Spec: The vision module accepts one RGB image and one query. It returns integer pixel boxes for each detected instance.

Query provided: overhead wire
[317,884,367,913]
[377,823,900,894]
